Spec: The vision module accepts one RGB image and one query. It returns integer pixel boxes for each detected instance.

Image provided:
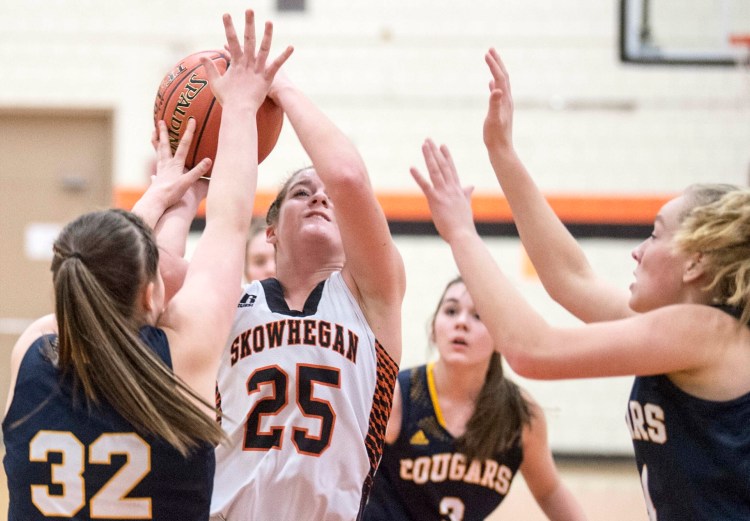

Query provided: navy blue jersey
[628,376,750,520]
[363,364,523,521]
[627,307,750,520]
[3,326,215,521]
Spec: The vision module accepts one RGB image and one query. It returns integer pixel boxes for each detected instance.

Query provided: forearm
[487,147,595,297]
[154,203,195,257]
[535,483,588,521]
[273,84,366,187]
[153,195,203,303]
[131,190,171,230]
[447,228,549,369]
[205,101,258,234]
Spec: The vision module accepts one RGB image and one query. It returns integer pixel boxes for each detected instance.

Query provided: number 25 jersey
[211,273,398,521]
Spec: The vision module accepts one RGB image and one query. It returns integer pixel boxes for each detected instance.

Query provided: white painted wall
[3,0,749,455]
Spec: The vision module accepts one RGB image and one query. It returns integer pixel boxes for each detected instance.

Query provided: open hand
[202,10,294,112]
[150,118,211,209]
[482,48,514,152]
[410,139,476,243]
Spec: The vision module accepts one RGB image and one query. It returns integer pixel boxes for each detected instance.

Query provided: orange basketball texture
[153,50,283,174]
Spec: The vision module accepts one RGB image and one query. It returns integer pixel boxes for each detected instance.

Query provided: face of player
[245,231,276,282]
[431,282,495,368]
[629,194,694,312]
[270,169,343,257]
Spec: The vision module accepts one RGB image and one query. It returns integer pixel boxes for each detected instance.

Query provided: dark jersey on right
[627,305,750,520]
[363,364,523,521]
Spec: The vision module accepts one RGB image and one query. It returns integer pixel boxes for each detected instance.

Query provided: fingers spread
[241,10,257,68]
[267,45,294,78]
[200,55,220,85]
[255,21,273,70]
[188,158,213,181]
[409,167,431,195]
[173,118,196,162]
[223,13,242,61]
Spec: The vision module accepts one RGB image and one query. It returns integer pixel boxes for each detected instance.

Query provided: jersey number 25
[243,364,340,456]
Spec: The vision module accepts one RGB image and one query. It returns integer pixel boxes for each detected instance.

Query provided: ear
[683,252,705,283]
[266,224,277,246]
[141,281,156,314]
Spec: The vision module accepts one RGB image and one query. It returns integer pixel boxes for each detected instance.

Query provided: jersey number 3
[29,430,150,518]
[243,364,340,456]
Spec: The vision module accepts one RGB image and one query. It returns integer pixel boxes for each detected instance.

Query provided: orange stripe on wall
[113,187,673,225]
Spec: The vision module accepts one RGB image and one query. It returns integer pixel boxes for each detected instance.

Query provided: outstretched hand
[202,10,293,111]
[482,48,514,152]
[150,118,211,209]
[410,139,476,243]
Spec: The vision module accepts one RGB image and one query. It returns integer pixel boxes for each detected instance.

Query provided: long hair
[51,209,223,455]
[675,184,750,325]
[430,277,533,461]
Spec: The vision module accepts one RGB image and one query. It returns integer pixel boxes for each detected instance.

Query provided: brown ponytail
[52,209,223,455]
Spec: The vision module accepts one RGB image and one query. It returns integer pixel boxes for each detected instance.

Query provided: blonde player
[409,48,750,521]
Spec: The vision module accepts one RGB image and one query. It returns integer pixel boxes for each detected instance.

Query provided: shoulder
[10,314,57,368]
[641,303,746,363]
[5,314,58,415]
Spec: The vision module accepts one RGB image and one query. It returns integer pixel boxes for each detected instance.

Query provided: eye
[442,306,457,316]
[473,312,481,321]
[292,188,310,198]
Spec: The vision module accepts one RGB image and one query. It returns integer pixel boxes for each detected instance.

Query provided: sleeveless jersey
[211,272,398,521]
[363,364,523,521]
[2,326,215,521]
[627,306,750,521]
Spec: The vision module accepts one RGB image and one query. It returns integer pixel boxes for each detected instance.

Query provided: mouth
[450,337,468,348]
[305,211,330,222]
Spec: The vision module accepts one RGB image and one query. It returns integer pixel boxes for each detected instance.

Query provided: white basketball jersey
[211,273,398,521]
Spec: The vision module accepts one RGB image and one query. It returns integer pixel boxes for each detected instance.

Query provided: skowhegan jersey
[3,326,215,521]
[211,273,398,521]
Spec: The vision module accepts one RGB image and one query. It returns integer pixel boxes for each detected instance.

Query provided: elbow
[501,335,558,380]
[322,162,369,193]
[504,350,542,379]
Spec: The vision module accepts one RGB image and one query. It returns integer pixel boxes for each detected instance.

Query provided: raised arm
[159,10,293,401]
[152,178,208,303]
[482,49,632,322]
[148,121,211,302]
[268,73,405,361]
[130,119,211,231]
[410,139,725,380]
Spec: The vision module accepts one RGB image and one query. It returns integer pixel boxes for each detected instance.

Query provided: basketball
[153,49,283,174]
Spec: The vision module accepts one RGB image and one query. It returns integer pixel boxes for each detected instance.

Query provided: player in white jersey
[210,67,406,520]
[213,273,399,519]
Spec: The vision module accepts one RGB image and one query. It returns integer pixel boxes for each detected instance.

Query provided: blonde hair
[675,184,750,325]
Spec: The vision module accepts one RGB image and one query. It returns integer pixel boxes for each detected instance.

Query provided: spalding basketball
[153,50,283,174]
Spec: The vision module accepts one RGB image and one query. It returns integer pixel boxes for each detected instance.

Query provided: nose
[454,311,469,330]
[631,240,645,262]
[310,190,329,208]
